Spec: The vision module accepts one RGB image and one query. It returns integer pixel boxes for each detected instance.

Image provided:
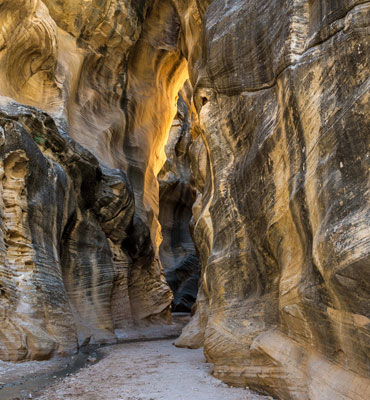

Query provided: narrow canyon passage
[0,1,369,400]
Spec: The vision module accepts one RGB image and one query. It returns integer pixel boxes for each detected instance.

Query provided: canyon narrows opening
[158,92,200,314]
[0,0,369,400]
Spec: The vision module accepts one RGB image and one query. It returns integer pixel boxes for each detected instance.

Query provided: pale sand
[35,339,272,400]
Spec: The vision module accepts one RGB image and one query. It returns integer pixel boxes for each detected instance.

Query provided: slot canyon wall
[0,0,183,360]
[0,1,369,400]
[158,93,199,312]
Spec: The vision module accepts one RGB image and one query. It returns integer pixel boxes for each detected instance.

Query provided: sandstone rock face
[0,0,177,360]
[0,97,171,360]
[176,1,370,399]
[158,95,199,312]
[0,0,369,399]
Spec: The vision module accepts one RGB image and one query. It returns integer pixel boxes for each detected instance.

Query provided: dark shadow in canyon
[158,95,200,313]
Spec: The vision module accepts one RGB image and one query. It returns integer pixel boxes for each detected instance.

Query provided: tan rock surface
[176,1,370,399]
[158,94,199,312]
[0,95,171,360]
[0,0,176,361]
[0,1,369,399]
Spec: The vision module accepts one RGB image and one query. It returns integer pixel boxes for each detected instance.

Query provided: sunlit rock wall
[0,1,369,399]
[177,1,370,399]
[0,0,185,360]
[158,94,199,312]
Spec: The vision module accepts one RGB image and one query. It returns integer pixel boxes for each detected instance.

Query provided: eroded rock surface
[158,95,199,312]
[176,1,370,399]
[0,0,178,361]
[0,97,172,360]
[0,1,369,399]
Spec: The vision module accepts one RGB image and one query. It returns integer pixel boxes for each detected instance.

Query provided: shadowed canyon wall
[0,0,186,360]
[175,1,370,399]
[0,1,369,399]
[158,93,199,312]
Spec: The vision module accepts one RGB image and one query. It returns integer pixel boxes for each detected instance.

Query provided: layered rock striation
[158,94,199,312]
[0,0,369,399]
[0,0,178,360]
[176,1,370,399]
[0,97,171,360]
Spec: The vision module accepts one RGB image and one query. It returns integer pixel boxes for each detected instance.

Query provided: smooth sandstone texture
[158,95,199,312]
[0,97,171,360]
[0,0,176,360]
[176,1,370,399]
[0,1,369,399]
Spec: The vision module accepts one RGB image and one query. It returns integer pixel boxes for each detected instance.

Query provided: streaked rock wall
[0,1,369,399]
[158,94,199,312]
[177,1,370,399]
[0,96,172,360]
[0,0,178,360]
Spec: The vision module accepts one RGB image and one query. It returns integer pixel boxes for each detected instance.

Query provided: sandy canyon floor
[0,316,273,400]
[1,332,273,400]
[35,339,272,400]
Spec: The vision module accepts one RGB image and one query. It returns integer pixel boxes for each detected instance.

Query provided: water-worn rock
[0,1,369,399]
[176,1,370,399]
[0,96,171,360]
[0,0,175,361]
[158,95,199,312]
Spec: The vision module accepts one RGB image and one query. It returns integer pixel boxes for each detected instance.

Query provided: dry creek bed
[0,315,273,400]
